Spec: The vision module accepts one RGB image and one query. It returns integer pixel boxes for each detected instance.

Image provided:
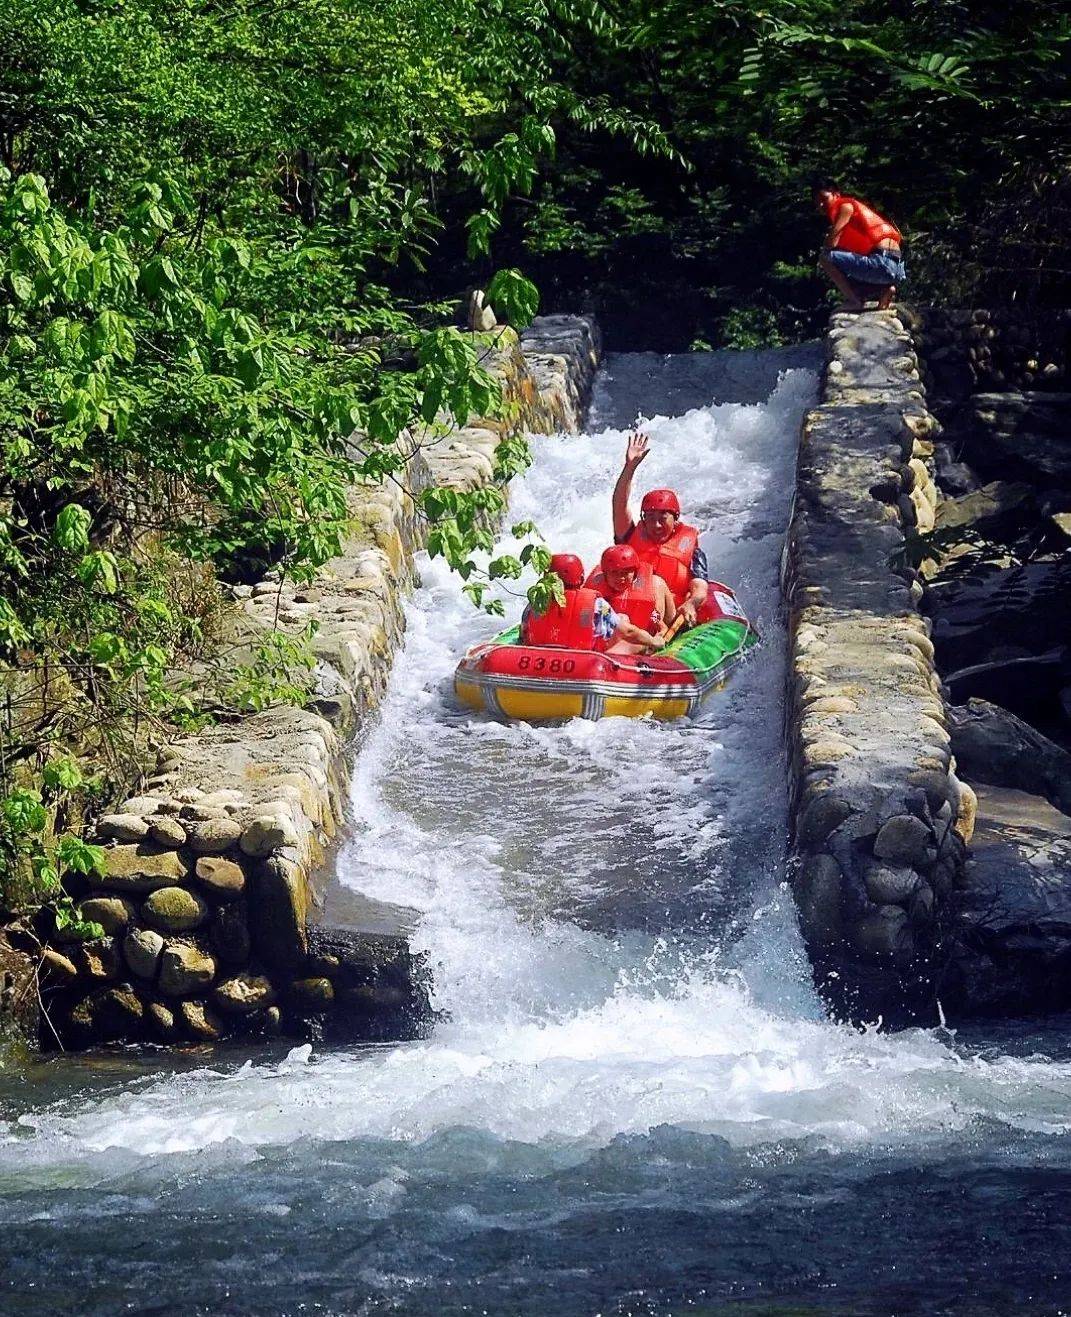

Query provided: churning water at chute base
[3,347,1071,1316]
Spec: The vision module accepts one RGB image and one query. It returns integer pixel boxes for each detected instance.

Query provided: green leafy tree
[475,0,1071,344]
[0,0,661,913]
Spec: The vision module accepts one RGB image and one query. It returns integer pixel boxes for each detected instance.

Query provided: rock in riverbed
[947,783,1071,1015]
[158,943,216,996]
[213,973,276,1015]
[948,698,1071,816]
[180,1000,223,1040]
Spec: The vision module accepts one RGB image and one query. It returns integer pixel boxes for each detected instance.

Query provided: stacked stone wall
[37,317,601,1048]
[783,311,974,1025]
[905,306,1071,405]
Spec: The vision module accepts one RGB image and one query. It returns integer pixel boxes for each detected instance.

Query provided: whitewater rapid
[4,349,1071,1178]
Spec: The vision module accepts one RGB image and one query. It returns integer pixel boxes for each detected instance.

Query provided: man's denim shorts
[826,248,906,286]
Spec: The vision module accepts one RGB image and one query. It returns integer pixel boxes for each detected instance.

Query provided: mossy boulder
[100,843,191,893]
[79,895,135,935]
[286,976,334,1013]
[143,887,209,933]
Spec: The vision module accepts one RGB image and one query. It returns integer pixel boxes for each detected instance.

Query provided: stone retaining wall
[783,310,974,1025]
[906,306,1071,405]
[39,316,601,1048]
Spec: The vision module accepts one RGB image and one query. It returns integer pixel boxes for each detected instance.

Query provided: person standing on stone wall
[813,181,906,312]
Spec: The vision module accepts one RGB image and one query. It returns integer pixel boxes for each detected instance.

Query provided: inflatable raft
[455,583,757,722]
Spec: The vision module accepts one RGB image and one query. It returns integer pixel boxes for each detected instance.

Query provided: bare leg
[818,252,864,310]
[877,284,897,310]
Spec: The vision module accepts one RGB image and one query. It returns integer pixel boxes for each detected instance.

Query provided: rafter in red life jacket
[585,562,660,633]
[522,587,602,650]
[624,521,700,605]
[824,192,901,255]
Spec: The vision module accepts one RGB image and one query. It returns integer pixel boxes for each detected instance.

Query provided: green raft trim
[666,618,755,676]
[485,619,756,678]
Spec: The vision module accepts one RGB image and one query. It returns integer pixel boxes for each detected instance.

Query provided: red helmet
[548,553,584,588]
[601,544,639,575]
[641,488,681,516]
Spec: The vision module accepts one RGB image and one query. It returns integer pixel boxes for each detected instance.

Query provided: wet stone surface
[783,310,969,1024]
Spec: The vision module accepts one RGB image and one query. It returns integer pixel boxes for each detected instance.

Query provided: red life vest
[585,562,660,633]
[625,521,699,604]
[824,193,901,255]
[522,586,602,650]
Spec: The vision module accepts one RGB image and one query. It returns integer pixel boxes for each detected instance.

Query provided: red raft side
[472,645,701,690]
[696,580,750,626]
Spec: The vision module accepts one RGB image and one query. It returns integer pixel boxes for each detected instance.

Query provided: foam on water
[4,350,1071,1206]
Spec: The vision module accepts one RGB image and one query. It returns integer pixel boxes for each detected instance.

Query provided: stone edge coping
[783,310,975,1022]
[49,318,602,1044]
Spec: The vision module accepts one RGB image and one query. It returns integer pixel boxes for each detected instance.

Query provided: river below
[2,347,1071,1316]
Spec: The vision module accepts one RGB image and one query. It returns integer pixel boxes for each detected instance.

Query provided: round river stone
[79,896,134,935]
[194,856,246,900]
[185,819,243,854]
[124,928,165,980]
[143,886,208,933]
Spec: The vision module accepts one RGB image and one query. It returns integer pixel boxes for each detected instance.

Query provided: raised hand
[625,430,650,468]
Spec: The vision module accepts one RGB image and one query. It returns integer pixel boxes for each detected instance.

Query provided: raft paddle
[656,609,690,648]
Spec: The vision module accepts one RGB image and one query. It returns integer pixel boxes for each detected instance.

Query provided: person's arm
[613,431,648,541]
[824,201,853,251]
[654,577,676,632]
[614,616,664,650]
[676,548,710,625]
[595,597,661,650]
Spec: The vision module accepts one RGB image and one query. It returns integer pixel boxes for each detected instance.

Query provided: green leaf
[88,631,125,666]
[0,599,30,648]
[486,268,539,329]
[2,789,48,835]
[9,271,34,302]
[42,757,85,792]
[487,553,523,580]
[466,210,500,258]
[77,550,120,594]
[35,862,61,893]
[54,504,92,552]
[56,835,106,876]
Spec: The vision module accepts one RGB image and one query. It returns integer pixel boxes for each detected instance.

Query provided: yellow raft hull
[454,671,699,723]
